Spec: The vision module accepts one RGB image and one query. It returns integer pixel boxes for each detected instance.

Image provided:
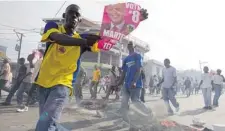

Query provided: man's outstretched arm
[41,22,100,47]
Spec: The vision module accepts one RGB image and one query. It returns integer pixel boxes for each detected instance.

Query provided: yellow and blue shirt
[35,21,99,90]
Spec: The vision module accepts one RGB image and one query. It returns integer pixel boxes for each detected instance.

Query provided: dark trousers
[162,88,179,113]
[73,83,83,104]
[213,84,222,106]
[89,81,99,98]
[5,80,22,103]
[0,79,8,98]
[25,84,38,106]
[16,82,32,106]
[140,88,145,102]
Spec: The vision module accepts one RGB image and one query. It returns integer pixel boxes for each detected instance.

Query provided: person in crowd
[181,77,186,95]
[104,75,111,93]
[16,54,34,112]
[140,69,146,102]
[1,58,27,105]
[152,75,158,95]
[34,4,101,131]
[149,76,154,95]
[0,58,11,98]
[117,67,124,97]
[194,80,199,94]
[157,59,179,115]
[190,78,195,95]
[199,66,213,110]
[17,49,45,112]
[98,76,107,93]
[114,41,152,124]
[157,76,163,96]
[177,80,182,94]
[102,66,119,100]
[73,66,86,105]
[212,69,225,107]
[90,65,101,99]
[184,77,191,97]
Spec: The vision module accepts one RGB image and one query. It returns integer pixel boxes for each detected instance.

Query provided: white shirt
[110,21,125,32]
[0,63,11,81]
[109,71,117,86]
[162,66,176,88]
[32,58,43,82]
[153,77,158,87]
[23,65,34,83]
[213,74,223,85]
[201,73,212,88]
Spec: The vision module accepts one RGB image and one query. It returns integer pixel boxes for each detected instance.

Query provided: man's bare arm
[131,68,141,86]
[170,76,177,88]
[199,80,203,88]
[49,33,87,46]
[157,78,164,87]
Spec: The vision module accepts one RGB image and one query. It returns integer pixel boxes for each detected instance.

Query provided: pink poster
[98,2,142,50]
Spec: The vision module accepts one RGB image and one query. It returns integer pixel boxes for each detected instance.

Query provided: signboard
[98,2,142,50]
[15,44,20,51]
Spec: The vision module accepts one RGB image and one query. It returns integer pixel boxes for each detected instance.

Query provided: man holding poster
[98,2,148,50]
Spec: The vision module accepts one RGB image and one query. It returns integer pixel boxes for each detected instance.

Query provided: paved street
[1,89,225,131]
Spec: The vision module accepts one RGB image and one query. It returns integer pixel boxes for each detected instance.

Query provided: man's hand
[80,34,102,46]
[157,83,160,87]
[140,8,148,21]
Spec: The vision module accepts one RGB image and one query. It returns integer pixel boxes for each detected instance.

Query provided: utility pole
[13,30,24,77]
[14,30,24,62]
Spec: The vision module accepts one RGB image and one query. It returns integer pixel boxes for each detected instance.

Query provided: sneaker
[101,96,108,100]
[208,106,212,110]
[213,105,219,107]
[203,106,208,109]
[17,106,28,112]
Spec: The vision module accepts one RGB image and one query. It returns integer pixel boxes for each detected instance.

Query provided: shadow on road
[61,116,122,130]
[27,116,123,131]
[175,96,189,99]
[179,108,207,116]
[0,105,18,109]
[144,99,160,103]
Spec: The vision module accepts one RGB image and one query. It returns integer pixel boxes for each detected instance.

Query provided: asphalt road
[0,90,224,131]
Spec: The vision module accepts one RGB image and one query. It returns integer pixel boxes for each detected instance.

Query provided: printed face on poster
[98,2,142,50]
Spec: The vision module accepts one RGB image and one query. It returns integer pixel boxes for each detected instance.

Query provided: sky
[0,0,225,71]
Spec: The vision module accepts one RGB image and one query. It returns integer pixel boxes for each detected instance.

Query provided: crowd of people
[0,3,224,131]
[0,49,44,112]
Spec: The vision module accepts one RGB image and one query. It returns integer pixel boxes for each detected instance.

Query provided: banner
[98,2,142,50]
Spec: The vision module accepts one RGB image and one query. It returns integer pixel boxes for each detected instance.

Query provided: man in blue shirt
[114,42,152,124]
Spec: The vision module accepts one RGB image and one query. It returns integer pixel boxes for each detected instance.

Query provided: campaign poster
[98,2,142,50]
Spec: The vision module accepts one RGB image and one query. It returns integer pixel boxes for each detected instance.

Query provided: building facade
[143,59,164,85]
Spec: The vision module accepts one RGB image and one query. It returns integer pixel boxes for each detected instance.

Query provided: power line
[0,29,14,31]
[0,33,16,34]
[0,38,17,41]
[54,1,67,18]
[0,23,39,33]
